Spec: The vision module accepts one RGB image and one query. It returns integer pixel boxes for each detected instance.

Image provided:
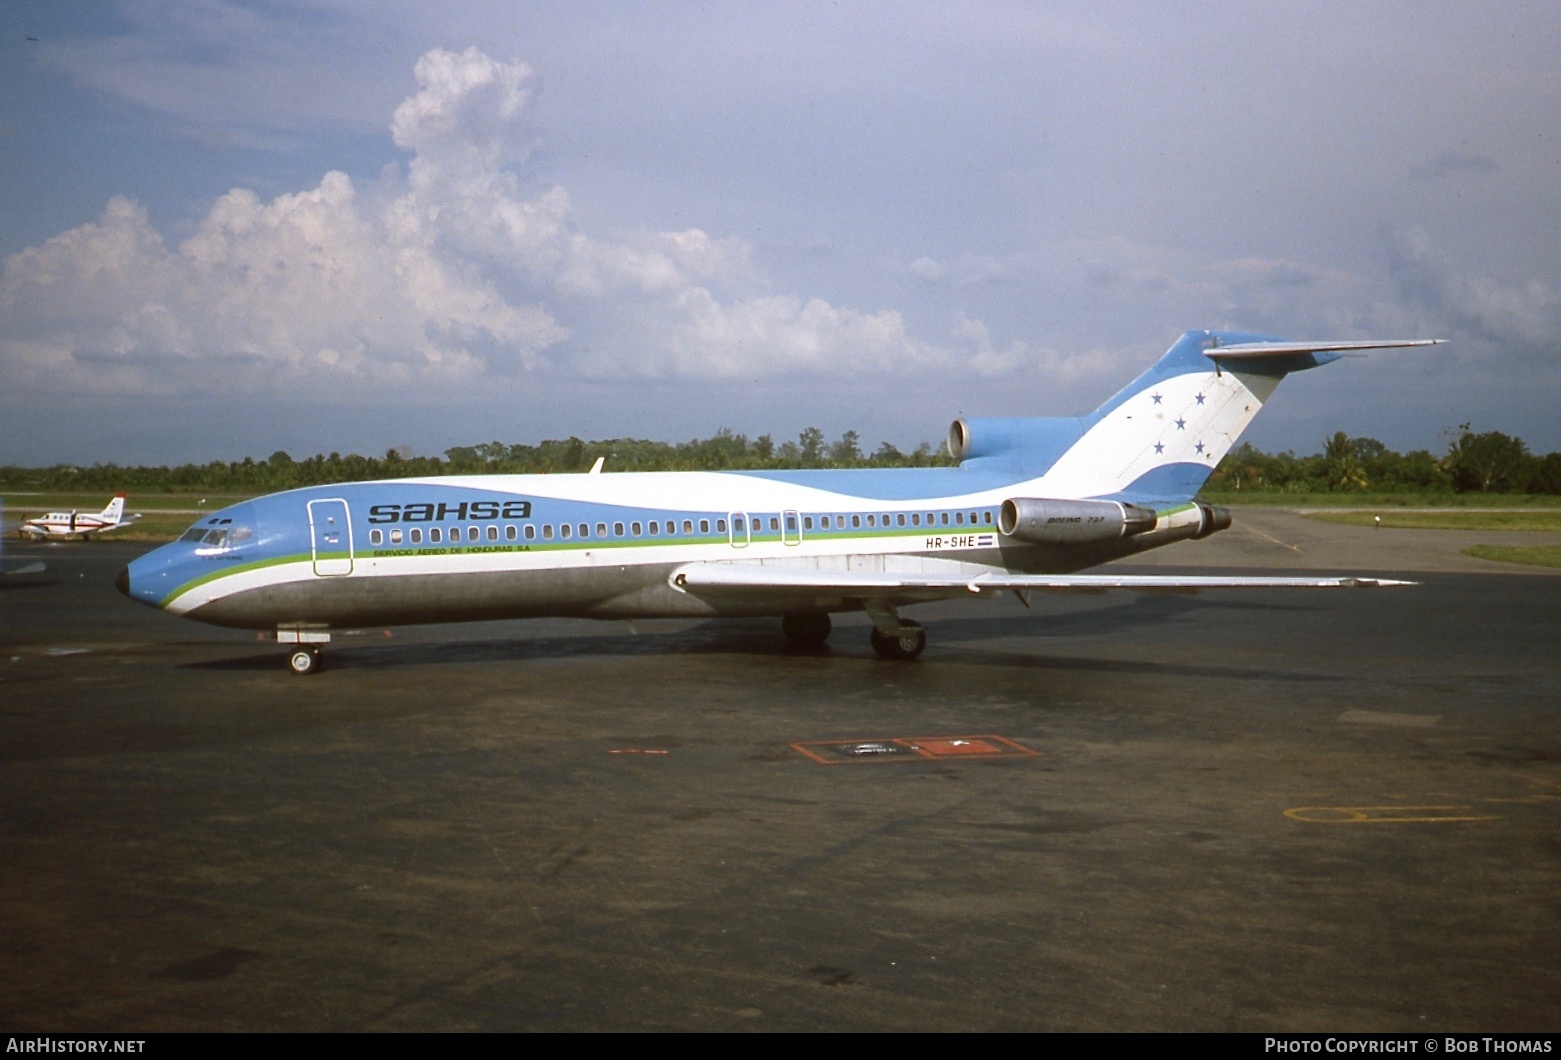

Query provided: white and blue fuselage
[118,331,1433,670]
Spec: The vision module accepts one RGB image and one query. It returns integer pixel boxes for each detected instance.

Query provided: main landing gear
[779,605,927,661]
[781,611,833,650]
[869,619,925,661]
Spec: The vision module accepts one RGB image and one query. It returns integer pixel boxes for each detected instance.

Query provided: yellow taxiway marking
[1285,805,1499,824]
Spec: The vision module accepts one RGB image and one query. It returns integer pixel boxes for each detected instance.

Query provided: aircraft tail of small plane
[948,330,1440,504]
[99,493,127,525]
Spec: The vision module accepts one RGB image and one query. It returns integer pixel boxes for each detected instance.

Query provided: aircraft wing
[671,562,1416,603]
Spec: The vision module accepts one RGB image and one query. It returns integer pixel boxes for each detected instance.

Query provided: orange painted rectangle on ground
[912,738,1000,756]
[791,734,1038,765]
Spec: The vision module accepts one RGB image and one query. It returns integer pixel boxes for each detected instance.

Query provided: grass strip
[1463,545,1561,569]
[1306,511,1561,531]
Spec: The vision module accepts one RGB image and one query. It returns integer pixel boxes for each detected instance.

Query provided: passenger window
[852,515,861,528]
[410,528,422,544]
[525,525,536,540]
[941,512,950,525]
[431,527,442,543]
[561,524,573,539]
[579,523,589,538]
[468,525,479,539]
[897,514,906,527]
[597,523,608,537]
[699,519,710,534]
[683,520,693,534]
[716,519,726,533]
[912,514,921,526]
[370,529,383,545]
[649,521,659,535]
[632,521,642,535]
[485,526,496,541]
[867,515,876,527]
[543,525,554,540]
[804,517,814,530]
[733,517,743,532]
[390,529,403,544]
[505,525,517,541]
[613,522,624,537]
[955,512,964,525]
[770,517,779,531]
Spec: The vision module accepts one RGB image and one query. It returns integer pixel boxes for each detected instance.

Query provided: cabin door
[308,499,355,576]
[727,511,751,549]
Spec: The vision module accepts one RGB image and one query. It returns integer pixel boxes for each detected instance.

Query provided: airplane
[20,493,140,541]
[117,330,1439,675]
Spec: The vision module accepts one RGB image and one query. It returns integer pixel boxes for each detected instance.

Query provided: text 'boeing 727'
[118,331,1437,674]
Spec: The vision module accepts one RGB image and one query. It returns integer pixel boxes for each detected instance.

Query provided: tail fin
[954,331,1439,503]
[100,494,126,525]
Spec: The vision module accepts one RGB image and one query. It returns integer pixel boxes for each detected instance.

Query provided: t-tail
[99,493,127,526]
[949,330,1441,505]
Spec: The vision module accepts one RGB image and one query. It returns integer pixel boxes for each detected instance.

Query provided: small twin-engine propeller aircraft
[118,330,1437,674]
[20,494,139,541]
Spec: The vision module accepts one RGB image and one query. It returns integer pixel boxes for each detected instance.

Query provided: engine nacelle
[947,416,1087,465]
[999,498,1158,545]
[1193,503,1232,539]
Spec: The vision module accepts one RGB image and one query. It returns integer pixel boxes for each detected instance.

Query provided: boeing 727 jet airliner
[118,330,1437,674]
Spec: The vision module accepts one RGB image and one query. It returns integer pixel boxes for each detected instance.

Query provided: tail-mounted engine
[1193,502,1232,539]
[999,498,1158,545]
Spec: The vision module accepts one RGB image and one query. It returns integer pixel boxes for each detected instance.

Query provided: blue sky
[3,1,1558,466]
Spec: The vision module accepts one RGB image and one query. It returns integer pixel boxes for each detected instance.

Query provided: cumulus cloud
[1384,224,1558,355]
[3,45,1023,401]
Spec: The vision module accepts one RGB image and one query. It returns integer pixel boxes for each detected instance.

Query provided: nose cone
[116,566,130,597]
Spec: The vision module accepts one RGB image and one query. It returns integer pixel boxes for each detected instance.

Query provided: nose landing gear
[287,646,322,675]
[278,629,330,675]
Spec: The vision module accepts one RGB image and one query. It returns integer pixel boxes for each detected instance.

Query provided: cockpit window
[184,523,254,551]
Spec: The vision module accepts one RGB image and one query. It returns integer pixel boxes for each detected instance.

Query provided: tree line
[1207,426,1561,495]
[3,425,1557,496]
[0,428,951,493]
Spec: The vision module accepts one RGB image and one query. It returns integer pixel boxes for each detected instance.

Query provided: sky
[2,1,1558,467]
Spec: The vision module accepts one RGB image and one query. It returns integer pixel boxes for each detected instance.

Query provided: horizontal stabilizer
[1206,338,1442,360]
